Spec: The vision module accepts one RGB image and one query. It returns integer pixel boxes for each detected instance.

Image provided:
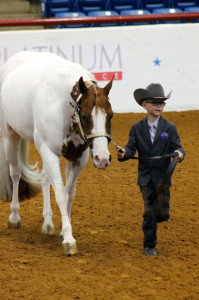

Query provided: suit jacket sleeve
[170,124,185,159]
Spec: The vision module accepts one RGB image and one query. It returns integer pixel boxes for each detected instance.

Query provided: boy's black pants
[140,180,170,249]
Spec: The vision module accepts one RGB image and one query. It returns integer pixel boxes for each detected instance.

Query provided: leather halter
[74,83,112,146]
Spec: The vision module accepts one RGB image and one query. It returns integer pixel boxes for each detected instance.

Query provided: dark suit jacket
[119,116,185,186]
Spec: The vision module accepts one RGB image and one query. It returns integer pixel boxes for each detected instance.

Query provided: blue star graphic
[153,58,161,66]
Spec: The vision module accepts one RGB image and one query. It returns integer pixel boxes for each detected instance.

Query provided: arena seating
[173,0,199,10]
[87,10,119,26]
[75,0,106,14]
[40,0,199,26]
[120,9,151,24]
[184,5,199,10]
[184,6,199,21]
[54,11,88,27]
[142,0,170,10]
[40,0,74,17]
[152,7,184,23]
[106,0,138,13]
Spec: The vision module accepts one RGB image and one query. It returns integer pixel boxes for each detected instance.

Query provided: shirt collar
[147,116,160,128]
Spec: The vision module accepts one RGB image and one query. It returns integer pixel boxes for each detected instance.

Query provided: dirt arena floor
[0,110,198,300]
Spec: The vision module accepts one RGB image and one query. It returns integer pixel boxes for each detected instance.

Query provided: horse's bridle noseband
[74,84,112,147]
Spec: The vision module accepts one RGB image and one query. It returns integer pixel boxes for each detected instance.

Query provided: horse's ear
[104,77,113,97]
[79,77,88,94]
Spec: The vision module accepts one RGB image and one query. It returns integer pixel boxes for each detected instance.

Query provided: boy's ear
[141,101,147,109]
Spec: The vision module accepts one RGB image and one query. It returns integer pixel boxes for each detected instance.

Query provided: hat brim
[134,89,172,106]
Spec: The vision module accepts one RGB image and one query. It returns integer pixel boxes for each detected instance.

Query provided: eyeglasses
[145,101,166,107]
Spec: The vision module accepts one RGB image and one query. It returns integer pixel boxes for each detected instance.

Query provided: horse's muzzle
[92,153,111,169]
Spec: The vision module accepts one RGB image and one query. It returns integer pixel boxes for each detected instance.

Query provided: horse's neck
[61,102,82,144]
[64,73,95,144]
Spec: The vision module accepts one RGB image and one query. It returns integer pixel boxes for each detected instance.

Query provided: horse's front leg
[52,182,78,256]
[65,149,89,222]
[41,172,56,235]
[38,143,78,255]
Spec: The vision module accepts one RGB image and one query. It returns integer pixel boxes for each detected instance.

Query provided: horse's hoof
[41,224,56,235]
[8,220,21,229]
[62,242,79,256]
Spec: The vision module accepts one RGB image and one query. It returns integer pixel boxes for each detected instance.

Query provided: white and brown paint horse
[0,51,113,255]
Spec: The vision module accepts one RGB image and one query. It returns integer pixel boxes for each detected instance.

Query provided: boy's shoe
[143,247,157,256]
[157,215,170,223]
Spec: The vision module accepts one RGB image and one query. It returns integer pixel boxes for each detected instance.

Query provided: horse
[0,51,113,256]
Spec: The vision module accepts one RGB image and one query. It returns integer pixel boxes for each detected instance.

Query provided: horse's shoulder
[61,140,88,163]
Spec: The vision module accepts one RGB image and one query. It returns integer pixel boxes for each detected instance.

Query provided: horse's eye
[81,114,89,122]
[109,113,113,120]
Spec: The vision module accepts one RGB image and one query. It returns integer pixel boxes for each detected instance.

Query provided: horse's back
[0,51,93,101]
[0,51,92,85]
[0,51,93,145]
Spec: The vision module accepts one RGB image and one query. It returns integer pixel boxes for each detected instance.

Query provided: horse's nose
[93,154,111,169]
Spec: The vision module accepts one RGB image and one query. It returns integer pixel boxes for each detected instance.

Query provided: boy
[118,83,185,256]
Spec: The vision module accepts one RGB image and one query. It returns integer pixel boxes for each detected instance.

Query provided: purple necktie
[149,125,156,143]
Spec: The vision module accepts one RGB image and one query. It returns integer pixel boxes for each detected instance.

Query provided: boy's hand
[175,150,184,162]
[117,148,125,159]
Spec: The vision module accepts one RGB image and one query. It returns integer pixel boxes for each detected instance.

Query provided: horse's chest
[61,140,88,162]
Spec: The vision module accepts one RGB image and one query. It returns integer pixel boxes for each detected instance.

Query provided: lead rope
[110,139,179,160]
[110,140,123,151]
[110,139,179,199]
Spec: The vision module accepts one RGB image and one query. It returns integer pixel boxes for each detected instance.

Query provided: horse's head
[75,76,113,169]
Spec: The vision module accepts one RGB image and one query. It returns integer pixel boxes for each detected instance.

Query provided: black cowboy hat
[134,83,172,106]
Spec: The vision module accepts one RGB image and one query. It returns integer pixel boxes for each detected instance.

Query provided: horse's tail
[0,137,41,202]
[19,139,41,201]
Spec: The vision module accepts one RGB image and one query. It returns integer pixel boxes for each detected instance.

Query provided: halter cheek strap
[76,93,82,104]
